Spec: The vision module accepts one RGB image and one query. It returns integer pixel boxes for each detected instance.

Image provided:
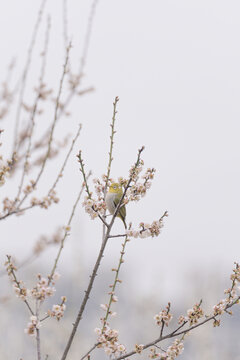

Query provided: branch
[102,235,129,329]
[61,147,145,360]
[115,296,240,360]
[36,300,42,360]
[102,96,119,239]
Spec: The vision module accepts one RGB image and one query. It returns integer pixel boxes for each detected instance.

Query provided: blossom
[82,195,106,220]
[30,274,55,300]
[187,303,204,325]
[95,324,126,357]
[127,213,167,239]
[154,309,173,327]
[48,302,66,321]
[24,315,41,337]
[213,300,226,316]
[100,304,108,311]
[166,339,184,359]
[135,344,144,354]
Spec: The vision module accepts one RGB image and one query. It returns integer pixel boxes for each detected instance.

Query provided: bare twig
[47,172,90,286]
[108,234,126,238]
[104,96,119,192]
[15,16,51,204]
[102,96,119,239]
[102,235,129,329]
[63,0,70,58]
[80,343,99,360]
[48,124,82,197]
[13,0,47,155]
[36,300,42,360]
[33,0,99,149]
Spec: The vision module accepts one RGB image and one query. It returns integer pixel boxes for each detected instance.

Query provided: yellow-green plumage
[105,183,126,229]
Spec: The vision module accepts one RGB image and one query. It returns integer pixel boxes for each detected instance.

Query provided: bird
[105,182,127,229]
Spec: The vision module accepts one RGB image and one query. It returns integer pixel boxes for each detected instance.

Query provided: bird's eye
[113,186,117,189]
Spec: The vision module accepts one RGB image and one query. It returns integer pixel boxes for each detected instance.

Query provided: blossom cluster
[23,180,36,195]
[154,304,173,327]
[82,195,106,220]
[118,167,156,204]
[213,263,240,317]
[48,296,67,321]
[129,159,144,182]
[35,82,53,101]
[0,156,11,186]
[186,303,204,325]
[30,189,59,209]
[2,197,16,214]
[93,177,106,201]
[127,215,166,239]
[95,325,126,357]
[30,273,58,300]
[0,79,14,120]
[149,339,184,360]
[5,256,28,301]
[82,176,111,220]
[135,344,144,354]
[177,301,204,327]
[24,315,41,336]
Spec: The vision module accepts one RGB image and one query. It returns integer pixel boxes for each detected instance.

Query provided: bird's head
[108,182,123,194]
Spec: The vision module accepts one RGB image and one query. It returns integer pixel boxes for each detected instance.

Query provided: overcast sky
[1,0,240,303]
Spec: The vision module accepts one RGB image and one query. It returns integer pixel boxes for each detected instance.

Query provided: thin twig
[78,0,98,77]
[63,0,70,58]
[47,172,90,286]
[80,343,99,360]
[104,96,119,192]
[32,0,99,149]
[0,123,82,222]
[102,96,119,240]
[15,16,51,204]
[40,315,50,322]
[108,234,126,239]
[48,124,82,196]
[77,151,109,228]
[36,300,42,360]
[5,255,34,315]
[17,43,71,209]
[13,0,47,155]
[102,235,129,329]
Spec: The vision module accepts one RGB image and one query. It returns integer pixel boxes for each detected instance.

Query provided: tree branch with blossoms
[112,263,240,360]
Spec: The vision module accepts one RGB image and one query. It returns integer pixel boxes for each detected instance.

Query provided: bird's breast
[105,192,117,214]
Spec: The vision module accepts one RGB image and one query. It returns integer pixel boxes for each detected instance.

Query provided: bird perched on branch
[105,183,127,229]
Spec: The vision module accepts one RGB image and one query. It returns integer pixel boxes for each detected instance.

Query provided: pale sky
[1,0,240,304]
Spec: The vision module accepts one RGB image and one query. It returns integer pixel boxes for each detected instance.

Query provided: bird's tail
[119,213,127,229]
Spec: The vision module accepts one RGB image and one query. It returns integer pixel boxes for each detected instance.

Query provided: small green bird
[105,182,127,229]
